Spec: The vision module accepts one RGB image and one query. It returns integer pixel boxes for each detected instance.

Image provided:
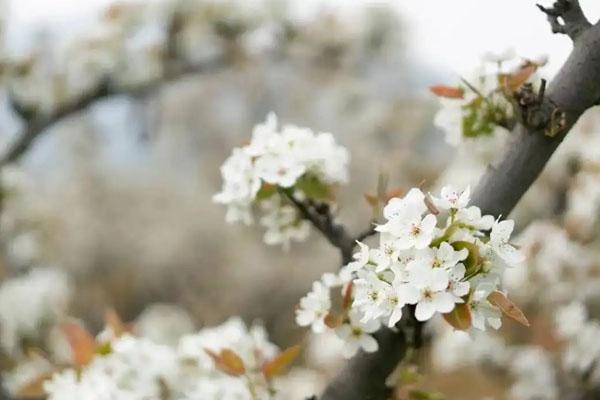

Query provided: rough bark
[320,3,599,400]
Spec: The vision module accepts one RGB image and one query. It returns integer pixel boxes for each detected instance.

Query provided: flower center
[422,288,433,300]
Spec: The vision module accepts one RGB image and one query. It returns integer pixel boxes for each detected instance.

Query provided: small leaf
[504,64,537,90]
[451,241,481,275]
[398,365,420,386]
[205,348,246,376]
[364,193,379,208]
[384,188,404,203]
[409,390,446,400]
[262,345,301,379]
[430,85,464,99]
[443,303,472,331]
[256,183,276,201]
[462,97,496,138]
[61,321,97,368]
[488,291,530,327]
[104,308,129,337]
[296,175,333,201]
[424,193,439,215]
[342,282,353,310]
[324,313,344,329]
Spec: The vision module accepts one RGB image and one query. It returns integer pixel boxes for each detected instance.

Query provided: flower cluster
[432,53,546,146]
[296,184,527,358]
[35,317,301,400]
[214,113,349,248]
[0,267,71,356]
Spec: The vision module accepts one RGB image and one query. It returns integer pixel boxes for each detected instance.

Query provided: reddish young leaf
[504,64,537,90]
[262,344,301,379]
[205,348,246,376]
[342,282,354,310]
[430,85,464,99]
[364,193,379,208]
[384,188,404,203]
[61,321,97,368]
[443,303,472,331]
[324,312,343,329]
[488,291,530,327]
[104,308,129,337]
[424,193,440,215]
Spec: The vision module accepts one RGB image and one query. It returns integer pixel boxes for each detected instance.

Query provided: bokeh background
[2,1,600,399]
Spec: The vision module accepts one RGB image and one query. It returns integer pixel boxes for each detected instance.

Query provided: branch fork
[537,0,592,41]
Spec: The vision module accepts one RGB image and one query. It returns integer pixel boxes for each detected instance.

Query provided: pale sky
[6,0,600,77]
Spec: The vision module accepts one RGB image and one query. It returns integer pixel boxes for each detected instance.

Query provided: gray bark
[320,3,600,400]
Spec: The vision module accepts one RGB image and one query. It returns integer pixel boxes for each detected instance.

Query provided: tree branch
[319,6,600,400]
[537,0,592,41]
[279,190,376,264]
[0,56,228,168]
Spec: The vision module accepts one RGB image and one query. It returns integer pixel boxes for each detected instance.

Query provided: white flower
[554,301,587,339]
[382,188,427,221]
[245,112,280,157]
[455,206,495,231]
[470,283,502,331]
[407,263,457,321]
[489,219,525,266]
[335,310,380,358]
[0,267,71,355]
[433,185,471,211]
[254,154,306,188]
[376,214,437,250]
[260,198,310,249]
[296,281,331,333]
[411,242,468,271]
[447,263,470,297]
[353,271,390,322]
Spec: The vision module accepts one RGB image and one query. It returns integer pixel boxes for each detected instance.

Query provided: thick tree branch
[320,6,600,400]
[537,0,592,41]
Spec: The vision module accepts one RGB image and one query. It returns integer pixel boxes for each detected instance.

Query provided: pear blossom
[215,114,349,248]
[408,263,457,321]
[335,310,380,358]
[297,184,526,358]
[432,185,471,211]
[470,284,502,331]
[376,213,437,250]
[296,281,331,333]
[489,219,525,266]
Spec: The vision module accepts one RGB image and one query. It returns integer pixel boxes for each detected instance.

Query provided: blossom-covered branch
[319,3,600,400]
[0,55,226,168]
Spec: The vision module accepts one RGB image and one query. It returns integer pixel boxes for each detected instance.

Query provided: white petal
[396,284,420,305]
[491,220,514,243]
[388,308,403,327]
[432,292,456,314]
[342,340,361,358]
[360,334,379,353]
[499,243,525,266]
[415,301,436,321]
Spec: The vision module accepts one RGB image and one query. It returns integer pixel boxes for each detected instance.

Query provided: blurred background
[2,1,600,399]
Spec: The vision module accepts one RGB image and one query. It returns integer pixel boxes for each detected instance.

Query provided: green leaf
[462,97,496,138]
[451,241,481,276]
[296,174,333,201]
[409,390,446,400]
[256,183,276,201]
